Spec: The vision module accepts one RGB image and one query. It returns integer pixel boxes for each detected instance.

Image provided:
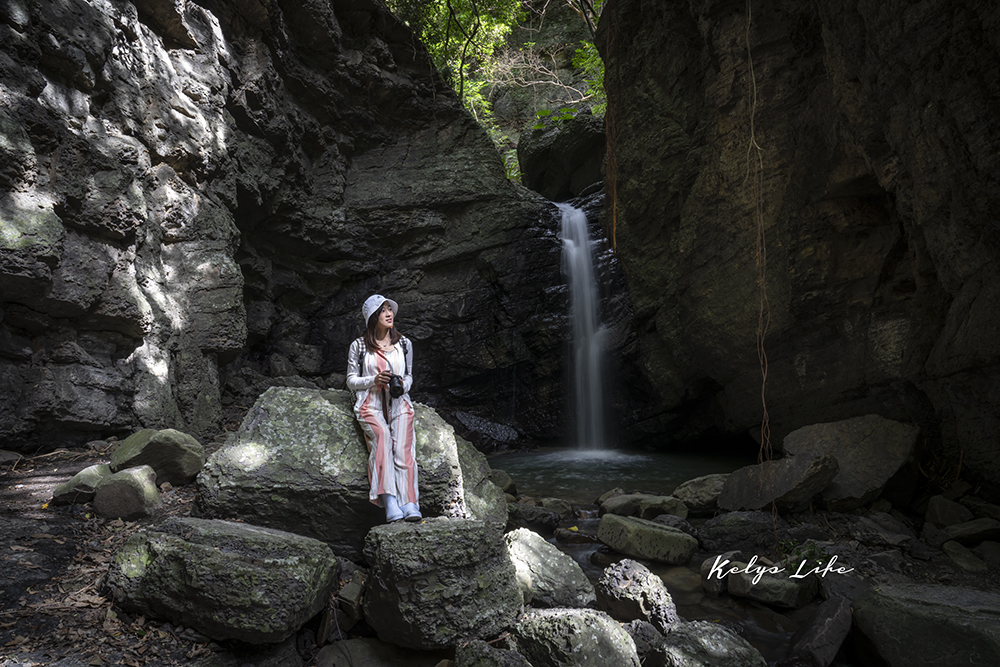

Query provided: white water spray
[558,203,607,449]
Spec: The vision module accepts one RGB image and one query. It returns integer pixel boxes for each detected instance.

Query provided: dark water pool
[487,447,862,666]
[487,447,756,505]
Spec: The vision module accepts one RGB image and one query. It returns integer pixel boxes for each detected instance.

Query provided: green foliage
[779,538,828,565]
[387,0,526,179]
[387,0,524,110]
[572,40,606,115]
[386,0,607,182]
[502,147,522,182]
[532,106,578,130]
[485,120,521,182]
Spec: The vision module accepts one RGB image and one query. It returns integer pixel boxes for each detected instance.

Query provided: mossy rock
[106,516,336,644]
[597,514,698,565]
[93,465,161,520]
[52,463,112,505]
[363,518,522,650]
[111,428,206,486]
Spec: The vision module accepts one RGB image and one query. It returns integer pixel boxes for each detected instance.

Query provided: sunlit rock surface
[0,0,564,452]
[507,608,641,667]
[597,514,698,565]
[505,527,596,609]
[109,427,205,486]
[594,559,680,634]
[598,0,1000,496]
[195,387,507,561]
[51,462,111,505]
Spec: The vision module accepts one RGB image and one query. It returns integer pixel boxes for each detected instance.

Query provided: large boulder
[645,621,767,667]
[105,517,336,644]
[725,560,819,609]
[362,518,522,650]
[852,584,1000,666]
[595,559,680,634]
[110,428,206,486]
[600,493,688,520]
[505,528,596,608]
[93,465,161,520]
[671,474,729,516]
[597,514,698,565]
[196,387,506,561]
[781,415,919,510]
[718,454,839,512]
[455,639,533,667]
[507,608,640,667]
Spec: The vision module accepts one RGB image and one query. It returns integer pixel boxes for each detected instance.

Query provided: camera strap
[375,348,393,423]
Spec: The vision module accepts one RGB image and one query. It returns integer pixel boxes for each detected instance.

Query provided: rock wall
[597,0,1000,494]
[0,0,568,451]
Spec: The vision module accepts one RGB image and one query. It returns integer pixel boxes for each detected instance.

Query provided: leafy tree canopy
[387,0,524,105]
[386,0,605,181]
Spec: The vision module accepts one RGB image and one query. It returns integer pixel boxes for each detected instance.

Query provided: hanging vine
[744,0,770,468]
[603,0,620,251]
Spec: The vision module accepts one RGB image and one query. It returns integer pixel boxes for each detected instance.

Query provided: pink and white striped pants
[355,352,418,507]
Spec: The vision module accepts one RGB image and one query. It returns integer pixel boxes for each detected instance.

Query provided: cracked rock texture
[0,0,574,450]
[597,0,1000,496]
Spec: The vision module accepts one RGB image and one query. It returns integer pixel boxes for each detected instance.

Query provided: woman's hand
[373,370,393,387]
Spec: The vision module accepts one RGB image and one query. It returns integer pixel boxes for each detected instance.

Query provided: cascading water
[558,203,607,449]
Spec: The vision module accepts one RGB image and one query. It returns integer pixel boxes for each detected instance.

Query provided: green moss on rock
[106,517,336,644]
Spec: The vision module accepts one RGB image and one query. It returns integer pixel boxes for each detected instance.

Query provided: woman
[346,294,421,523]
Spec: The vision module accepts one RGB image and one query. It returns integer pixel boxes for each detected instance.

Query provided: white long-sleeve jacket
[345,336,413,412]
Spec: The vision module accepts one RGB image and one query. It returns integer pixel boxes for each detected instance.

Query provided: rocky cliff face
[598,0,1000,493]
[0,0,568,451]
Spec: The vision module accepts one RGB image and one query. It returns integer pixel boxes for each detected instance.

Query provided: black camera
[388,374,404,398]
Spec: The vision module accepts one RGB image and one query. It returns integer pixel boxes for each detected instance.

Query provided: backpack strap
[356,336,409,375]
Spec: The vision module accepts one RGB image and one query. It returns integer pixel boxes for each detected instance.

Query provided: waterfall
[558,203,606,449]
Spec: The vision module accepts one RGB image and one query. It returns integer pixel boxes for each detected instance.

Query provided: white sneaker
[381,494,403,522]
[400,502,422,522]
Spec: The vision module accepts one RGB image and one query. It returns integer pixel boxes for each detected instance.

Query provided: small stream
[532,196,861,664]
[488,447,753,505]
[489,448,860,666]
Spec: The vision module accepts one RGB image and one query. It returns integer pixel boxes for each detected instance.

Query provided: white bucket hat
[362,294,398,323]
